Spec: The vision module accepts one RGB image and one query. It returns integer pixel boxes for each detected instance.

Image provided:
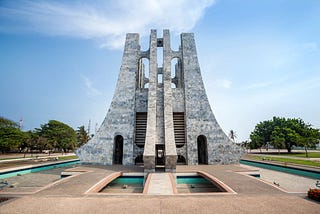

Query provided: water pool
[176,175,224,193]
[240,159,320,179]
[0,160,80,179]
[109,176,144,185]
[99,176,144,193]
[176,175,212,184]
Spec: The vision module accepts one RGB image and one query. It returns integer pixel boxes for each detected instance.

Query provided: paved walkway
[0,164,319,213]
[240,164,319,193]
[1,195,319,214]
[147,173,174,195]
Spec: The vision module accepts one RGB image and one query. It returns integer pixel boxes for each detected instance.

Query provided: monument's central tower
[76,30,243,172]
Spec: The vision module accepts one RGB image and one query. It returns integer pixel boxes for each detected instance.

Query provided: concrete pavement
[0,164,319,213]
[146,173,174,195]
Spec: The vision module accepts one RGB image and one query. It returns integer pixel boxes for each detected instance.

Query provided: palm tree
[229,130,237,143]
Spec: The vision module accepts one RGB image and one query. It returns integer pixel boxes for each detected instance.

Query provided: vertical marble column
[163,30,177,171]
[143,30,158,172]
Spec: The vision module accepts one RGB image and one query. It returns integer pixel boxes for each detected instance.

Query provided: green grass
[0,155,35,160]
[0,154,78,161]
[57,155,78,160]
[248,155,320,167]
[280,152,320,158]
[0,157,23,161]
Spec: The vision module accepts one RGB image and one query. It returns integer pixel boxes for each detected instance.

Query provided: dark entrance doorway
[113,135,123,164]
[156,144,165,166]
[197,135,208,164]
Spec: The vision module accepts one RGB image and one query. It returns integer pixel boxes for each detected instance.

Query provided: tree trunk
[287,143,292,153]
[305,146,308,158]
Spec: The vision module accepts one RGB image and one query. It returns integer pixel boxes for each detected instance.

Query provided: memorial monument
[76,30,243,172]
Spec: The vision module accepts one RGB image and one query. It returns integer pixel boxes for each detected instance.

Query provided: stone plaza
[1,163,319,213]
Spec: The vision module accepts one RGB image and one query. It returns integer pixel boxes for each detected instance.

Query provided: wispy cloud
[244,74,320,105]
[0,0,215,49]
[80,74,102,97]
[215,79,232,89]
[244,81,274,90]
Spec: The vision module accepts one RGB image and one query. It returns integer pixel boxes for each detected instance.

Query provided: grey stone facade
[75,30,243,171]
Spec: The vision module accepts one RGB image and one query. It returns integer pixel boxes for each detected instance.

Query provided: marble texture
[75,30,244,170]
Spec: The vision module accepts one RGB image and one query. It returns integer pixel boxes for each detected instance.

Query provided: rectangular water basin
[99,175,144,193]
[176,172,227,193]
[0,160,80,179]
[240,159,320,179]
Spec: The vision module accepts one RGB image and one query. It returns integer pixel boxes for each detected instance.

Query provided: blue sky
[0,0,319,141]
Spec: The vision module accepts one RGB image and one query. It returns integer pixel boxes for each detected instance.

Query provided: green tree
[0,116,27,153]
[241,140,252,152]
[24,131,38,157]
[76,126,90,147]
[0,127,27,153]
[249,132,265,152]
[298,127,319,157]
[250,117,320,154]
[37,120,77,153]
[24,131,51,156]
[0,116,19,128]
[36,136,49,153]
[270,126,285,154]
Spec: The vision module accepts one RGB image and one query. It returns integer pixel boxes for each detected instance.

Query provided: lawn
[281,152,320,158]
[0,154,78,161]
[57,155,78,160]
[0,155,38,160]
[247,155,320,167]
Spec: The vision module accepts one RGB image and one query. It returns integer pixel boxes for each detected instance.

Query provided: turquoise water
[0,160,80,179]
[110,176,211,185]
[176,176,211,184]
[176,175,223,193]
[110,176,144,185]
[100,176,144,193]
[240,160,320,179]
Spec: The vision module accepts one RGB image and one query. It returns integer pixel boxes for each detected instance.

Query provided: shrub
[308,188,320,202]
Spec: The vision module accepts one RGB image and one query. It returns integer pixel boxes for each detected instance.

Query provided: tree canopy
[0,116,27,153]
[0,116,89,154]
[0,116,19,128]
[76,125,90,147]
[250,117,320,155]
[36,120,77,153]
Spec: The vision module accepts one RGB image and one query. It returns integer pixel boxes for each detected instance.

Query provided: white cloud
[215,79,232,89]
[80,74,102,96]
[0,0,215,49]
[244,81,274,90]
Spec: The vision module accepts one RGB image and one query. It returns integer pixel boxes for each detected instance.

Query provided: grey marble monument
[75,29,243,172]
